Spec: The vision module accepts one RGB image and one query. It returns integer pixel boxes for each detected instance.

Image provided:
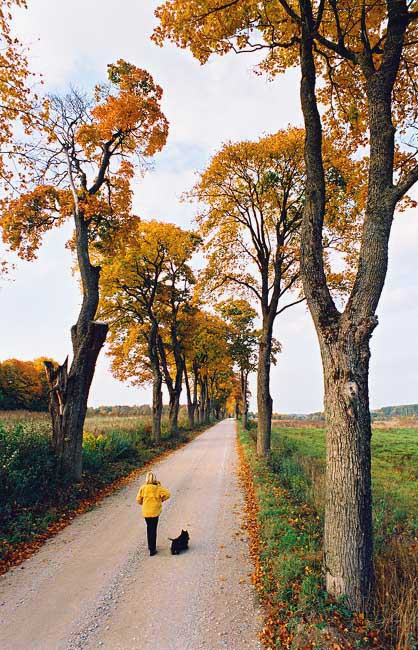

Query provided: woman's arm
[136,486,144,504]
[159,486,171,502]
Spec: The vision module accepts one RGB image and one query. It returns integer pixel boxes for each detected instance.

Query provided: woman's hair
[145,471,158,485]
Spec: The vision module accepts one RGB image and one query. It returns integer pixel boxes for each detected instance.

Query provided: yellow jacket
[136,482,171,518]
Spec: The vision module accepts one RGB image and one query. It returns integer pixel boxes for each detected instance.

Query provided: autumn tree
[190,129,357,456]
[100,219,198,439]
[216,299,259,429]
[155,230,200,432]
[0,357,56,410]
[184,310,235,423]
[0,1,36,185]
[1,60,168,479]
[154,0,418,611]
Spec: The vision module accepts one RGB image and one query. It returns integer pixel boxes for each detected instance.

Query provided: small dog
[169,529,190,555]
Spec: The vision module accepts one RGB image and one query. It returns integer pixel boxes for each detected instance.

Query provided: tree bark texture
[158,334,183,434]
[319,319,376,611]
[241,369,249,430]
[256,321,273,457]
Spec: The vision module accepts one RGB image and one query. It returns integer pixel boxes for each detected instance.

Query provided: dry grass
[375,538,418,649]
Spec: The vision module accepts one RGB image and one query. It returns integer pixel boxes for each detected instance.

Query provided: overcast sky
[0,0,417,413]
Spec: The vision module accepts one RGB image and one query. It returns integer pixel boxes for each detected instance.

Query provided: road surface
[0,419,262,650]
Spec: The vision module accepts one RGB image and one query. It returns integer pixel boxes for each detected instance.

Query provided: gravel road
[0,419,262,650]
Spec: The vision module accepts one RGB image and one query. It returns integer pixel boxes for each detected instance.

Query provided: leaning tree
[153,0,418,611]
[1,60,168,479]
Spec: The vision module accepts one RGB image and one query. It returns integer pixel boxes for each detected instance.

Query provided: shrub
[0,422,57,506]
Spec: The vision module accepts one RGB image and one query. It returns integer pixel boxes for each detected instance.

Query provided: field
[239,421,417,649]
[271,424,418,538]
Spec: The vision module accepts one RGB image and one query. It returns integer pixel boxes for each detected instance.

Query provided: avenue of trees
[154,0,418,613]
[0,0,417,617]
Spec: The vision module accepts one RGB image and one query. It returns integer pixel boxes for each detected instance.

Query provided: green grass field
[270,425,418,542]
[239,422,417,649]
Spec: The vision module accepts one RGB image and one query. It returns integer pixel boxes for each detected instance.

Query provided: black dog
[169,529,190,555]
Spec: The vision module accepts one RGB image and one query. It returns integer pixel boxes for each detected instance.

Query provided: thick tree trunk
[296,0,408,614]
[44,213,108,481]
[319,319,376,611]
[45,322,108,480]
[256,322,273,457]
[158,334,182,435]
[168,390,181,434]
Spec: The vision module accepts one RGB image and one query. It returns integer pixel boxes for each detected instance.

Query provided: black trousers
[145,516,159,552]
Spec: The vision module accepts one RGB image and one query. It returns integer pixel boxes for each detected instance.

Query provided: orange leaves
[78,60,168,160]
[99,219,200,386]
[0,1,36,185]
[153,0,418,184]
[1,60,168,267]
[0,186,67,260]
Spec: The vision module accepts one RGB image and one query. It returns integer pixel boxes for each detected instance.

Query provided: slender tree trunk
[44,214,108,481]
[319,319,375,611]
[257,318,274,457]
[183,362,195,429]
[204,380,210,423]
[241,369,249,430]
[152,372,163,444]
[198,379,206,425]
[192,363,199,425]
[149,325,162,443]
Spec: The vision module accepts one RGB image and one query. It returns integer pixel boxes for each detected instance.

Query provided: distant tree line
[86,404,189,417]
[0,358,56,411]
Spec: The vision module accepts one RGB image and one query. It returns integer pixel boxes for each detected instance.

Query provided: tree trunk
[149,324,162,443]
[158,334,182,435]
[183,362,195,429]
[44,322,108,480]
[44,214,108,481]
[256,321,273,457]
[241,369,249,430]
[319,318,375,611]
[204,380,210,423]
[169,390,181,434]
[295,0,409,614]
[198,379,206,425]
[152,371,163,444]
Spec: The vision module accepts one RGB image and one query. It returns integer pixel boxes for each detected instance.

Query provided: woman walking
[136,471,170,556]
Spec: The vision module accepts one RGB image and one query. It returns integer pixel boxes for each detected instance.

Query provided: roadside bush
[0,422,57,507]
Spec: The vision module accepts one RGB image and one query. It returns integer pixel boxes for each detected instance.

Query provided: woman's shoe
[150,549,157,556]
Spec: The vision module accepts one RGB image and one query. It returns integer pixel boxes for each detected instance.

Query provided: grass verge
[238,424,391,650]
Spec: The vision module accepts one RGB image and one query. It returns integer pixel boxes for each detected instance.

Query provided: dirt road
[0,419,262,650]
